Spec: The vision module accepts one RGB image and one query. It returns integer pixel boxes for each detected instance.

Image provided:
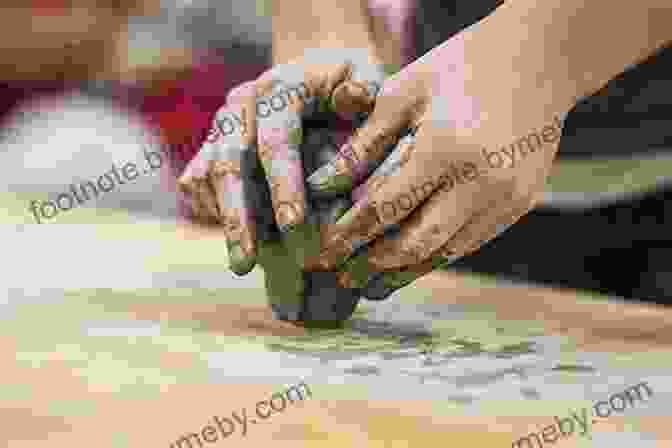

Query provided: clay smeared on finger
[209,159,260,275]
[177,153,219,222]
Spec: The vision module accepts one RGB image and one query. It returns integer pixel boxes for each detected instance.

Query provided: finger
[301,126,357,271]
[262,48,384,119]
[344,108,547,294]
[358,254,450,301]
[303,125,354,219]
[333,219,458,291]
[306,76,422,195]
[359,176,509,271]
[351,132,416,203]
[256,80,311,233]
[177,151,220,223]
[225,80,258,143]
[314,124,444,270]
[437,193,537,257]
[307,132,416,275]
[226,80,281,243]
[323,133,417,284]
[357,198,535,300]
[342,190,536,298]
[347,106,561,271]
[205,99,261,275]
[254,67,325,234]
[294,126,354,270]
[258,50,386,204]
[254,71,373,266]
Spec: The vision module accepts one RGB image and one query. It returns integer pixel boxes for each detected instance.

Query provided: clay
[261,121,363,326]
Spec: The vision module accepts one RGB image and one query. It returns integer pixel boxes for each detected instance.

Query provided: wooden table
[1,189,670,446]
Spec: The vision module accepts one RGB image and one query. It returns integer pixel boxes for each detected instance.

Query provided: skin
[177,101,364,318]
[178,0,398,275]
[271,0,380,65]
[181,0,672,307]
[176,0,413,319]
[177,54,386,273]
[300,0,672,298]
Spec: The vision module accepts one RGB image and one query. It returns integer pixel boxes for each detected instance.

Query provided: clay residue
[122,302,308,338]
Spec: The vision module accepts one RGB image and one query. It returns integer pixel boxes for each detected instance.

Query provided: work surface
[2,100,672,446]
[2,190,672,447]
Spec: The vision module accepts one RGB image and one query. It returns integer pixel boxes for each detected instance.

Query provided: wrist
[489,0,672,107]
[271,0,376,64]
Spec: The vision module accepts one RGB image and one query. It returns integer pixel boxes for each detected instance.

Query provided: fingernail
[307,171,354,194]
[227,241,256,276]
[383,63,401,76]
[275,204,302,232]
[287,127,303,146]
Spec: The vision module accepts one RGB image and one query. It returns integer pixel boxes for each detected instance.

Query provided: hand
[178,48,387,275]
[304,27,575,300]
[177,94,364,323]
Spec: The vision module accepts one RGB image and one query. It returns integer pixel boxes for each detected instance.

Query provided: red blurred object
[0,52,266,219]
[137,53,266,170]
[135,54,267,218]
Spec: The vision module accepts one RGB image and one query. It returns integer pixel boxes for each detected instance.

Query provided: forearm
[271,0,378,64]
[490,0,672,108]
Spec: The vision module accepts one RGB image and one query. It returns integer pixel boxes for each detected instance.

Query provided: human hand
[178,49,386,275]
[304,29,574,300]
[175,62,380,323]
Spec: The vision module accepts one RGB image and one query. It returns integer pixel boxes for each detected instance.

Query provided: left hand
[303,26,576,300]
[175,74,374,323]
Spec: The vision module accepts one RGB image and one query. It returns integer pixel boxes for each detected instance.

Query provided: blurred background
[1,0,671,304]
[2,6,671,447]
